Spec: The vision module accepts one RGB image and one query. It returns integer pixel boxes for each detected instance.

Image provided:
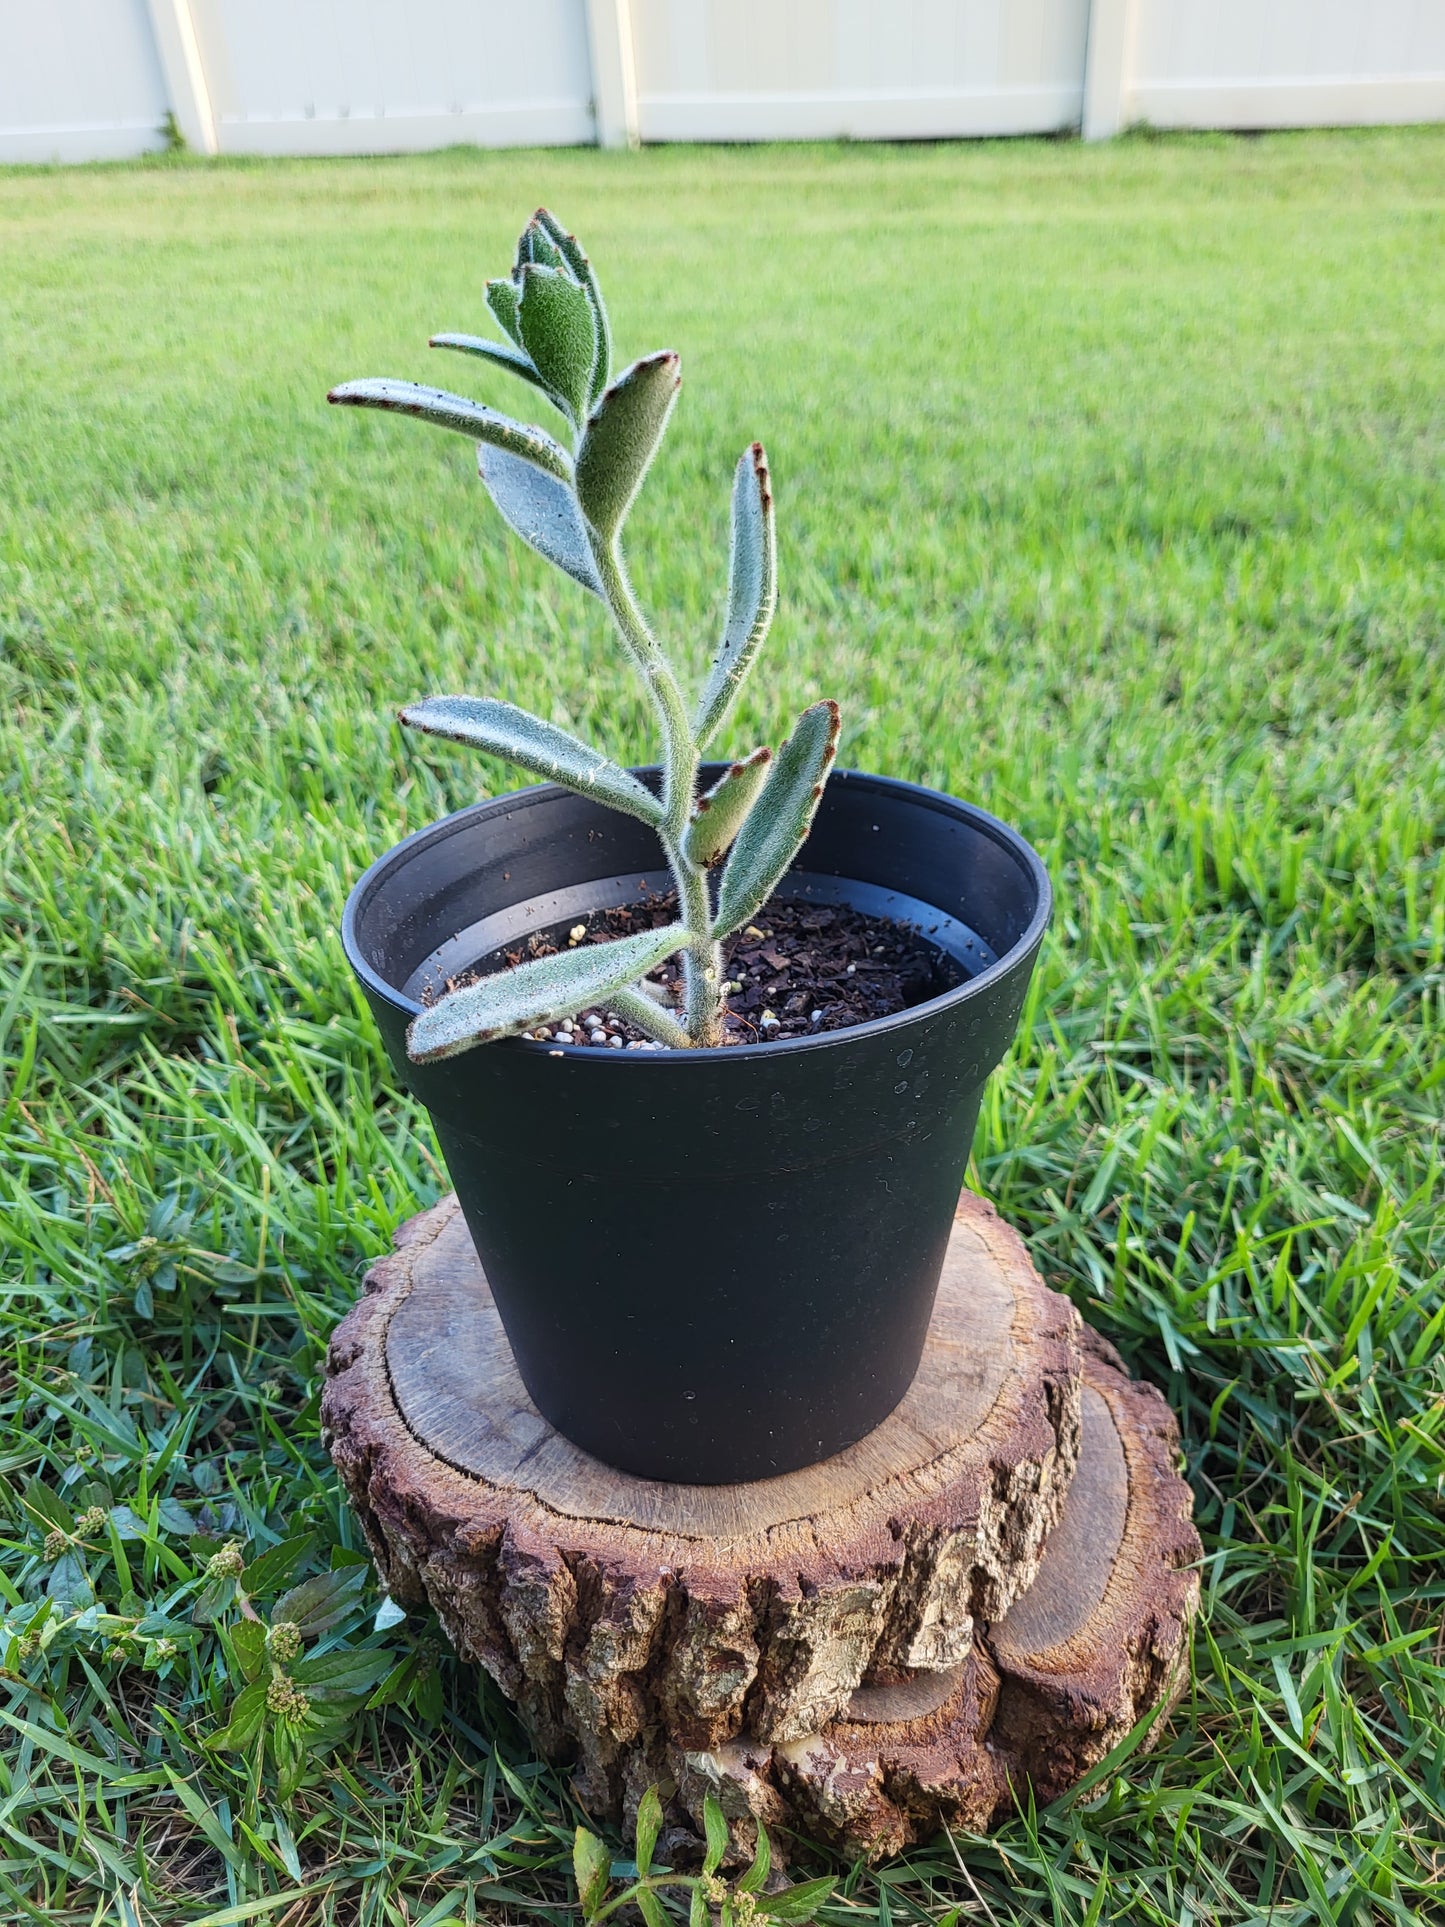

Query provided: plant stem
[589,1873,702,1925]
[674,857,724,1041]
[591,536,725,1044]
[609,985,692,1048]
[591,540,693,831]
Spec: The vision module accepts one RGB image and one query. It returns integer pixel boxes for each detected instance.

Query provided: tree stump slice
[680,1331,1201,1859]
[322,1191,1083,1802]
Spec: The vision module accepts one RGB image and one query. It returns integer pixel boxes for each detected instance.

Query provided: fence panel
[629,0,1091,141]
[1128,0,1445,130]
[3,0,1444,164]
[188,0,597,155]
[0,0,170,163]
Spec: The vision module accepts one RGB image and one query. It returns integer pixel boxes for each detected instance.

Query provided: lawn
[0,126,1442,1923]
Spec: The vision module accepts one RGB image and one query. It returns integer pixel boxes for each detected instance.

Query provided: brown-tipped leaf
[694,443,777,746]
[485,277,523,345]
[400,695,663,826]
[517,263,596,424]
[477,444,602,595]
[535,207,612,404]
[429,333,562,409]
[713,701,840,938]
[682,746,771,867]
[327,379,572,481]
[406,923,685,1063]
[575,352,680,540]
[516,215,566,276]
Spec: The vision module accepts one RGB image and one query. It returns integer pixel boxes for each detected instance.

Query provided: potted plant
[330,209,1050,1484]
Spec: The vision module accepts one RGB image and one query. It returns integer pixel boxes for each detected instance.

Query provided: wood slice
[322,1191,1082,1801]
[678,1331,1201,1859]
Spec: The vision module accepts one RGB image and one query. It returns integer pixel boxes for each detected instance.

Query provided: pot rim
[342,766,1051,1064]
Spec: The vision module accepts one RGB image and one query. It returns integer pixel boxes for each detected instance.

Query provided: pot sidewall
[345,770,1050,1482]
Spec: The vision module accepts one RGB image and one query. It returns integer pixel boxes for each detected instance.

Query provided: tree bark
[679,1331,1201,1859]
[323,1190,1083,1811]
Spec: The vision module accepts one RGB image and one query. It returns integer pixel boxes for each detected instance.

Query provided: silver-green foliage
[331,208,839,1058]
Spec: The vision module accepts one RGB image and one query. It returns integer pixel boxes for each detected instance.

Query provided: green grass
[1,126,1442,1924]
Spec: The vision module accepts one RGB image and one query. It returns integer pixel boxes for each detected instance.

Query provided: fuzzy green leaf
[575,353,681,541]
[573,1827,612,1921]
[517,264,596,424]
[690,1886,708,1927]
[737,1821,771,1894]
[327,379,572,482]
[536,207,612,404]
[634,1784,664,1876]
[761,1877,835,1923]
[486,277,523,345]
[477,443,603,596]
[517,215,566,275]
[682,747,772,868]
[406,923,687,1063]
[609,984,691,1049]
[714,701,840,939]
[695,444,778,747]
[429,333,562,408]
[400,695,664,827]
[701,1793,729,1875]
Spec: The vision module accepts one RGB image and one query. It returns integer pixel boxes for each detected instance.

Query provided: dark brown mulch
[476,893,965,1046]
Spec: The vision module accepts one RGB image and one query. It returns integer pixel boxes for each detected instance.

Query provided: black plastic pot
[343,768,1050,1484]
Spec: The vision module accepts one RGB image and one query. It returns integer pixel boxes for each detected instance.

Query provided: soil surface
[463,895,967,1047]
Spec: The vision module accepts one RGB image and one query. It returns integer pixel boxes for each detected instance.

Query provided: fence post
[585,0,641,148]
[145,0,218,154]
[1082,0,1137,140]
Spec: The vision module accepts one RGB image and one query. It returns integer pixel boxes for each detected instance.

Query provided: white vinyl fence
[1091,0,1445,139]
[4,0,1442,166]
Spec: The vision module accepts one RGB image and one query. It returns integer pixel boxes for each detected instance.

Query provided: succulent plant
[330,208,839,1060]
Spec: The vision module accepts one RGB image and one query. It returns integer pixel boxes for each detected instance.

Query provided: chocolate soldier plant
[330,208,840,1061]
